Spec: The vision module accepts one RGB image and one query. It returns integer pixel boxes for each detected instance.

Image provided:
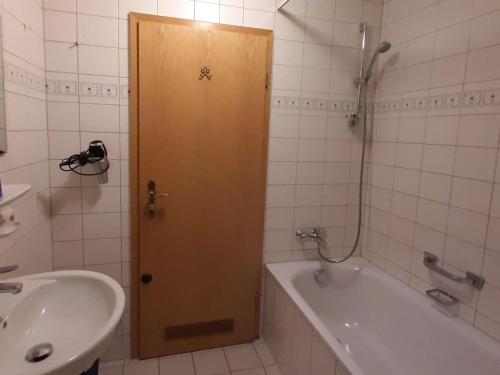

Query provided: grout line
[220,346,231,374]
[439,13,474,313]
[189,352,196,375]
[39,0,55,273]
[2,8,44,40]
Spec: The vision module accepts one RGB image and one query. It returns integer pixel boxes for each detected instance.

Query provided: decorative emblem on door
[199,66,213,80]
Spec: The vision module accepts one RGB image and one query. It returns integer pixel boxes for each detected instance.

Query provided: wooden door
[129,14,272,359]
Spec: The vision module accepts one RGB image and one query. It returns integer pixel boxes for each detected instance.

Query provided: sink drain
[25,343,53,363]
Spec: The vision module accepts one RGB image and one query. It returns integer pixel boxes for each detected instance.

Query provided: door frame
[129,13,273,358]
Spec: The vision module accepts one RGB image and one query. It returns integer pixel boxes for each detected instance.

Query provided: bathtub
[263,258,500,375]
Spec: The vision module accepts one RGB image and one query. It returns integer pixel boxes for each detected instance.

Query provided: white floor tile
[224,344,262,371]
[159,353,195,375]
[264,364,282,375]
[253,341,275,366]
[100,360,123,370]
[102,340,278,375]
[99,366,123,375]
[232,367,267,375]
[123,358,159,375]
[192,348,229,375]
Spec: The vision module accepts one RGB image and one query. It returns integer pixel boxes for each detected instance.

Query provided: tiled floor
[99,340,281,375]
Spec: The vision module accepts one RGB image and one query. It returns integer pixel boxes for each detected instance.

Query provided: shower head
[364,41,392,81]
[376,41,392,53]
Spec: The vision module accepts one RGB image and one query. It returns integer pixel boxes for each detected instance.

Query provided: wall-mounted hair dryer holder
[59,140,110,184]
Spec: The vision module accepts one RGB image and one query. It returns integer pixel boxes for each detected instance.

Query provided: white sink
[0,270,125,375]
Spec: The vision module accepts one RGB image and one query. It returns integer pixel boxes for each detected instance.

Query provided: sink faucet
[0,265,22,295]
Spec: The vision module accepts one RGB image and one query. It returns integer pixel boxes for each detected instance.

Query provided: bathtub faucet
[296,227,328,248]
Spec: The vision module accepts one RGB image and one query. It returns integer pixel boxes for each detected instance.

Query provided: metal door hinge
[265,73,269,89]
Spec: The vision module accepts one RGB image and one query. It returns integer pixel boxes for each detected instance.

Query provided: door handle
[148,180,168,214]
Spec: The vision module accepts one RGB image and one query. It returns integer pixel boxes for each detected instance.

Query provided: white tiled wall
[44,0,131,361]
[364,0,500,344]
[0,1,52,278]
[264,0,382,263]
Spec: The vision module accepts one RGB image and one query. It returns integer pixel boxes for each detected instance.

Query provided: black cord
[59,150,109,176]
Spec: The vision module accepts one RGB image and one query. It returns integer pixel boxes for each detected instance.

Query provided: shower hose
[317,84,368,264]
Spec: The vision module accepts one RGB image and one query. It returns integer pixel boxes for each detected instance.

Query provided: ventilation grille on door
[164,318,234,340]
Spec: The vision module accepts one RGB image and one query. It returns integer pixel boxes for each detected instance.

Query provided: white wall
[364,0,500,343]
[0,0,52,278]
[263,0,382,262]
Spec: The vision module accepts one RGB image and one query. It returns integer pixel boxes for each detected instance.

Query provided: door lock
[141,274,153,284]
[148,180,168,214]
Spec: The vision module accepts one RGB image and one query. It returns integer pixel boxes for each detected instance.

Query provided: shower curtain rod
[277,0,291,11]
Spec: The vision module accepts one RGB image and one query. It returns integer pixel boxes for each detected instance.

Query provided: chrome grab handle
[147,180,168,214]
[423,252,485,290]
[0,265,18,274]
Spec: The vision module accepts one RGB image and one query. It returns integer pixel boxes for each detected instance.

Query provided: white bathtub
[263,258,500,375]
